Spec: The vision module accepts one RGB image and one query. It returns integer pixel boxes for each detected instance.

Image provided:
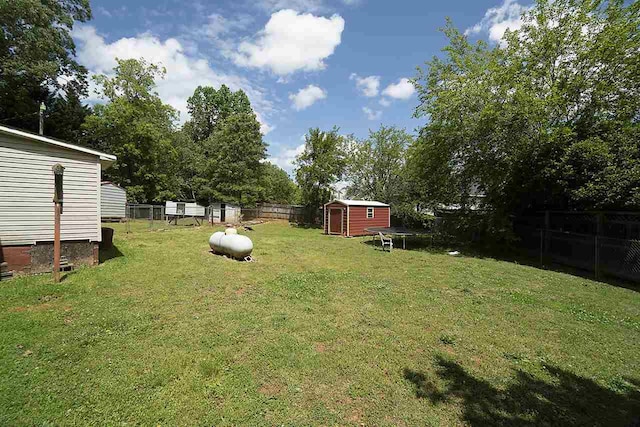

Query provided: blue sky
[74,0,530,173]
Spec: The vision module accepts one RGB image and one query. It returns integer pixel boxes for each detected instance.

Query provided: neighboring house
[324,200,390,237]
[434,184,487,213]
[0,125,116,274]
[101,182,127,221]
[208,202,241,224]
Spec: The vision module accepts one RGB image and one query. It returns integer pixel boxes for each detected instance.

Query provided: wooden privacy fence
[242,203,322,223]
[514,211,640,282]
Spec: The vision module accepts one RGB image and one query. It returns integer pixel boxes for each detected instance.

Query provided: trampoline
[365,227,430,249]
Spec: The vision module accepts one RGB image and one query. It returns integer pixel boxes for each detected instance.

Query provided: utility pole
[39,102,46,135]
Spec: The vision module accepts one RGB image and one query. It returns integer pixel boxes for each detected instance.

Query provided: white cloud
[95,5,128,18]
[72,25,274,134]
[232,9,345,75]
[289,85,327,111]
[204,14,231,38]
[382,78,415,100]
[464,0,530,44]
[379,98,391,107]
[268,143,306,172]
[362,107,382,121]
[187,13,254,57]
[96,6,112,17]
[201,13,252,40]
[255,111,275,135]
[349,73,380,97]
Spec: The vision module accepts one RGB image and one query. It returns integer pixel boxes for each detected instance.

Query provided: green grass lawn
[1,221,639,426]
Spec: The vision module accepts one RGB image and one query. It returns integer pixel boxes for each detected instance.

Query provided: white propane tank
[209,231,253,259]
[225,227,238,235]
[209,232,225,250]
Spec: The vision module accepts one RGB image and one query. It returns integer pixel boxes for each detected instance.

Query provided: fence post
[595,235,600,280]
[540,229,544,266]
[543,210,550,265]
[595,213,602,280]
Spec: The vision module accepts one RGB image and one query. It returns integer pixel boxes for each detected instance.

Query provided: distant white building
[165,201,206,218]
[0,125,116,274]
[101,182,126,221]
[208,203,241,224]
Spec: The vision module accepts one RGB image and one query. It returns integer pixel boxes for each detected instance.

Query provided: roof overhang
[324,199,390,207]
[0,125,117,168]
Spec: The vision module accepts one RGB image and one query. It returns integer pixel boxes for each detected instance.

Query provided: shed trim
[346,206,350,236]
[324,199,389,207]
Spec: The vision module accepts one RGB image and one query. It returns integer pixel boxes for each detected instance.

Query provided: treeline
[81,58,298,206]
[293,0,640,231]
[2,0,639,230]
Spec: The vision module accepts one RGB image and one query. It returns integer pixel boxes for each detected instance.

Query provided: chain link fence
[125,204,206,231]
[121,202,323,231]
[514,211,640,282]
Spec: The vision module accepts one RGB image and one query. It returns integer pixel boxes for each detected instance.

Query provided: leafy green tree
[202,112,266,205]
[186,85,252,143]
[260,162,300,204]
[83,58,179,203]
[295,127,346,220]
[170,126,207,201]
[0,0,91,132]
[345,125,412,204]
[178,84,266,205]
[44,87,92,142]
[412,0,640,222]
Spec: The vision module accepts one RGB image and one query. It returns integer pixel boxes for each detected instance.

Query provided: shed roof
[326,199,390,207]
[0,125,116,167]
[101,181,125,189]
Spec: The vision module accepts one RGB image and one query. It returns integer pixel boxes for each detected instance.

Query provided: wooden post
[53,203,61,282]
[52,164,64,283]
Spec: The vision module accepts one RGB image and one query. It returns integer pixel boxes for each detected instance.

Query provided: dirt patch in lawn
[258,382,283,397]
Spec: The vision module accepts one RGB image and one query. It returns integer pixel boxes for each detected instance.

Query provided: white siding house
[101,182,127,220]
[0,126,116,273]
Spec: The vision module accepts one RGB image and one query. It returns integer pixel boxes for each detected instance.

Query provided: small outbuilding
[0,125,116,274]
[208,202,241,224]
[165,201,206,225]
[165,201,205,217]
[324,200,390,237]
[101,182,127,221]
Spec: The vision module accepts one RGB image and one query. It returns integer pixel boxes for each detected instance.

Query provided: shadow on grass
[359,235,640,292]
[290,222,323,230]
[404,356,640,426]
[462,243,640,292]
[60,270,77,282]
[99,245,124,264]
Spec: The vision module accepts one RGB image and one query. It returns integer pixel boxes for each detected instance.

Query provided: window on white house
[367,207,374,219]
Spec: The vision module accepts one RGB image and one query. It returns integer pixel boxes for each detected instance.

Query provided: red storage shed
[324,200,390,237]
